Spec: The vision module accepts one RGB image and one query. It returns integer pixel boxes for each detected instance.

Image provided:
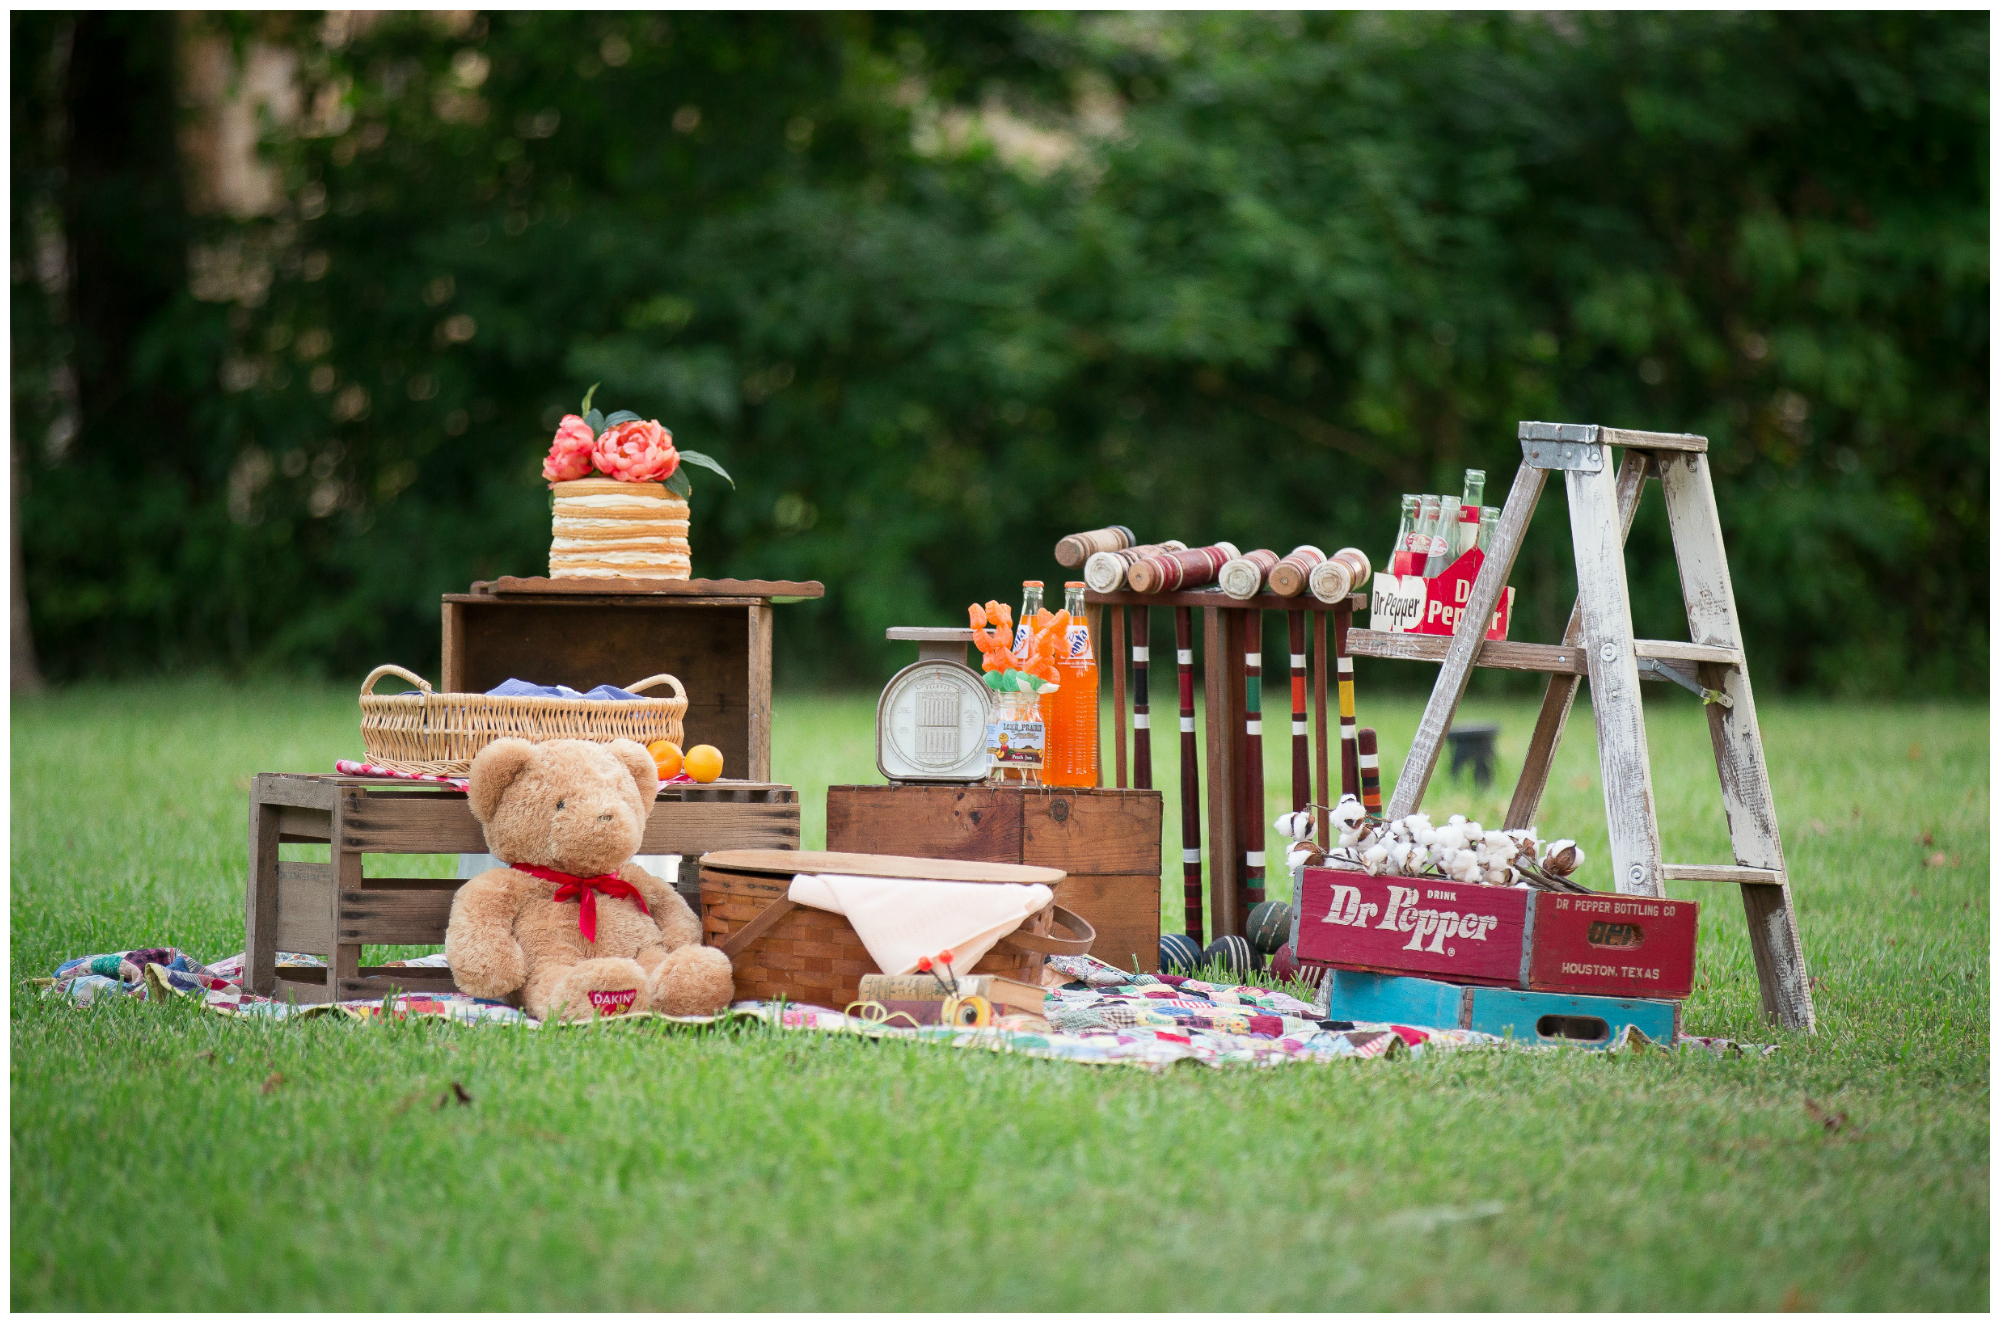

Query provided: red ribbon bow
[511,863,649,944]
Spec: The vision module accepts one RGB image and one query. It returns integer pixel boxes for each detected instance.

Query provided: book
[855,973,1047,1021]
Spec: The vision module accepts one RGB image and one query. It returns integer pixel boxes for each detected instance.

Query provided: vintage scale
[875,629,991,783]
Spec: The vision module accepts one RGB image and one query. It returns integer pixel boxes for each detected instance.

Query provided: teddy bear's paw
[532,956,651,1022]
[647,943,735,1016]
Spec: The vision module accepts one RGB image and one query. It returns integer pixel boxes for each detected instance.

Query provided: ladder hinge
[1518,423,1605,473]
[1637,656,1734,707]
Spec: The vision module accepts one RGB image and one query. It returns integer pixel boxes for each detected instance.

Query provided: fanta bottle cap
[1023,579,1043,587]
[1065,580,1085,589]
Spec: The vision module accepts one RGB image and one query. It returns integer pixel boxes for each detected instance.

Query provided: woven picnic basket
[699,849,1095,1012]
[357,663,688,777]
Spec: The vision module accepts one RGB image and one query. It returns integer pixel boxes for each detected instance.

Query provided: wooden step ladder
[1361,421,1814,1031]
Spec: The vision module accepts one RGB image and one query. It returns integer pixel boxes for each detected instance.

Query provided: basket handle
[998,904,1096,957]
[361,664,433,698]
[625,673,687,702]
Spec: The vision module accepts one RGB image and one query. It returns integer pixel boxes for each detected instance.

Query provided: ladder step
[1633,639,1742,667]
[1599,426,1708,454]
[1347,630,1584,675]
[1662,864,1782,886]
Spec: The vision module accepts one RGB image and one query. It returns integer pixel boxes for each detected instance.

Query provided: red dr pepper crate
[1293,866,1697,1001]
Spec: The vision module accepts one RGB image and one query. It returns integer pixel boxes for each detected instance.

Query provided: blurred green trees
[11,12,1986,691]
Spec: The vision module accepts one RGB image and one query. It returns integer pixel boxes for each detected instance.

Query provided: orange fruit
[683,744,724,784]
[647,740,683,779]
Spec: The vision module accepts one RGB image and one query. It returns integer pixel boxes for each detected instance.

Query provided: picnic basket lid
[701,849,1064,887]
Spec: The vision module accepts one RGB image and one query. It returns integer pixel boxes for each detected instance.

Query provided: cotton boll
[1337,830,1358,849]
[1416,826,1438,848]
[1405,845,1429,872]
[1486,865,1511,886]
[1332,795,1367,829]
[1542,840,1582,876]
[1362,843,1390,875]
[1388,841,1412,872]
[1448,814,1467,827]
[1465,821,1483,839]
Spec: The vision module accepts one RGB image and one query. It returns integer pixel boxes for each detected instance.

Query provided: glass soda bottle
[1413,495,1442,578]
[1390,494,1420,575]
[1477,506,1500,552]
[1042,582,1100,786]
[1458,469,1486,556]
[1426,494,1461,576]
[1013,581,1043,654]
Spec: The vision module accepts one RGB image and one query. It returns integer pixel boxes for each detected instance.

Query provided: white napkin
[785,874,1054,977]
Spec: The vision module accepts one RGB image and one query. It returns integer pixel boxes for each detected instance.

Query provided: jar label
[986,719,1046,769]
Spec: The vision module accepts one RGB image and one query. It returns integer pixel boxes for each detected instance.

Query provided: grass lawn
[11,678,1989,1309]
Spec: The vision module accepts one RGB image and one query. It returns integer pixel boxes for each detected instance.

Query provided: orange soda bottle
[1042,582,1100,786]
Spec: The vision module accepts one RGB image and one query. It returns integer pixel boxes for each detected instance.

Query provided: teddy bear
[444,736,735,1021]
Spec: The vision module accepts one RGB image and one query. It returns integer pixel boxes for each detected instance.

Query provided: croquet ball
[1268,942,1323,990]
[1202,935,1258,982]
[1246,900,1293,955]
[1159,933,1202,975]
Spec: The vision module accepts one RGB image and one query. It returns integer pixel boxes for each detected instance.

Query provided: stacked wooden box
[825,785,1162,974]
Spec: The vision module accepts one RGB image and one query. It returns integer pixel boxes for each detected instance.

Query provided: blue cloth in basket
[484,678,643,701]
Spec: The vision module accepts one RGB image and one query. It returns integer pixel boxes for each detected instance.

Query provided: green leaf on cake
[678,449,735,488]
[603,409,641,426]
[584,408,604,434]
[579,382,599,416]
[664,467,692,497]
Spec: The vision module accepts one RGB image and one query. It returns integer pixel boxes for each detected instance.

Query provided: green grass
[11,679,1989,1309]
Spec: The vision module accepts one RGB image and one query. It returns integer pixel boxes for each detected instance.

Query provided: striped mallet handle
[1242,615,1266,907]
[1174,606,1203,945]
[1083,540,1188,593]
[1268,545,1325,598]
[1132,606,1153,790]
[1054,524,1134,568]
[1288,611,1309,813]
[1126,542,1241,595]
[1358,726,1383,815]
[1334,598,1360,801]
[1218,548,1280,600]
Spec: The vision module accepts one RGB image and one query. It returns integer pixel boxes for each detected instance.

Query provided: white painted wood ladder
[1381,421,1814,1031]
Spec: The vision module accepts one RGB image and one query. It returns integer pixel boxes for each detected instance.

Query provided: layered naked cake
[549,478,691,579]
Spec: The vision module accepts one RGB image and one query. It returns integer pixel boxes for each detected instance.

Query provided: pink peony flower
[593,418,678,484]
[541,414,598,484]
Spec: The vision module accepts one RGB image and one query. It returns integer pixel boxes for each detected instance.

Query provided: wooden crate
[825,784,1163,974]
[698,849,1090,1011]
[441,577,823,783]
[1293,865,1698,1001]
[245,773,800,1003]
[1318,968,1680,1049]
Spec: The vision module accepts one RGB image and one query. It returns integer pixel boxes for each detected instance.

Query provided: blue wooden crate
[1320,968,1678,1050]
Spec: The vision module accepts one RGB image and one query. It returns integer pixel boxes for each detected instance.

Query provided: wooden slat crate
[824,784,1162,973]
[1318,968,1680,1049]
[245,773,800,1003]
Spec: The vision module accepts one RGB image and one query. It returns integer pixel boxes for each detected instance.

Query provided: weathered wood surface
[1022,790,1162,875]
[1345,629,1587,675]
[1387,462,1548,818]
[476,577,825,598]
[245,799,282,994]
[1203,606,1244,939]
[1662,863,1782,885]
[747,603,774,783]
[1567,456,1666,899]
[825,785,1024,861]
[701,848,1065,886]
[1111,605,1128,790]
[1631,638,1742,667]
[1053,873,1161,975]
[338,888,458,946]
[252,773,339,810]
[1506,450,1650,831]
[1600,426,1708,453]
[334,793,798,856]
[1660,448,1814,1031]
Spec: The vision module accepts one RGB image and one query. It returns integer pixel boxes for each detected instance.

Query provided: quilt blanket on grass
[39,946,1771,1066]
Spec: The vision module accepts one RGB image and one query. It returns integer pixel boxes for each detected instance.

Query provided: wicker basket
[357,664,689,777]
[699,849,1094,1011]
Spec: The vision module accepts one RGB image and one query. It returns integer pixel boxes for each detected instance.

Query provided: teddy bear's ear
[467,738,539,824]
[604,738,659,804]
